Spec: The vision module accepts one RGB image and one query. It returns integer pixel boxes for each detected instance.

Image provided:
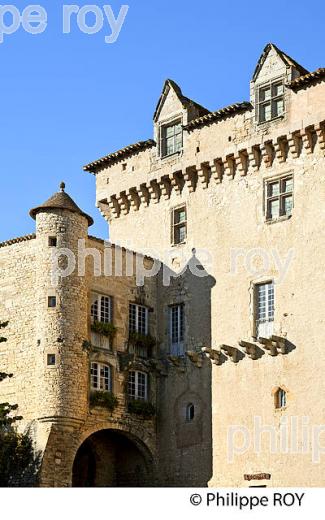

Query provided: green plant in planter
[91,321,117,339]
[90,391,118,412]
[129,331,156,350]
[128,399,156,419]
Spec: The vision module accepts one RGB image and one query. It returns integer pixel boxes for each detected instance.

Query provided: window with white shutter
[129,303,148,335]
[169,303,185,356]
[91,294,112,323]
[127,370,148,401]
[255,282,274,338]
[90,362,112,392]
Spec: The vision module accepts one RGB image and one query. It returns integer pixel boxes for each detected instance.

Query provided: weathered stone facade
[1,43,324,487]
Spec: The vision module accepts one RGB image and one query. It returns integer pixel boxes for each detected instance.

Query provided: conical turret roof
[29,182,93,226]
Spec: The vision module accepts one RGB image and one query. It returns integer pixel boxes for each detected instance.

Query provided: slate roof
[287,68,325,90]
[29,183,94,226]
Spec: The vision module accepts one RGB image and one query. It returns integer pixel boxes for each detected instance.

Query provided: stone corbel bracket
[167,355,186,372]
[258,335,287,356]
[201,347,222,365]
[239,340,259,360]
[220,344,240,363]
[186,350,203,368]
[148,359,168,376]
[270,335,287,354]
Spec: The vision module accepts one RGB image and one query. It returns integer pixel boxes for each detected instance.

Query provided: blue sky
[1,0,324,242]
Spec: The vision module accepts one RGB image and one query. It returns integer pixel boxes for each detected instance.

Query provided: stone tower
[29,183,94,458]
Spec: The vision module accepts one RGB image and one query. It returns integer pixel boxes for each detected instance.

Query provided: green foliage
[82,340,92,353]
[91,321,117,339]
[129,331,156,350]
[0,403,23,426]
[90,391,118,412]
[0,429,40,487]
[127,399,156,419]
[0,320,40,486]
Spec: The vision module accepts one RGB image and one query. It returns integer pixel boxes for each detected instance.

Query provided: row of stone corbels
[203,335,288,364]
[105,121,325,218]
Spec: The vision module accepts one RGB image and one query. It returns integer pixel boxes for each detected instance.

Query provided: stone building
[0,43,325,486]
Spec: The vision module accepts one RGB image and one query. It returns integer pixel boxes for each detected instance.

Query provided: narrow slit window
[275,388,287,409]
[186,403,195,422]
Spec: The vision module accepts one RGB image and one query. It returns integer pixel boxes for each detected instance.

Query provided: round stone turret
[31,183,92,422]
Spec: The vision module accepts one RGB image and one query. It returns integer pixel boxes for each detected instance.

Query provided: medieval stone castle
[0,43,324,487]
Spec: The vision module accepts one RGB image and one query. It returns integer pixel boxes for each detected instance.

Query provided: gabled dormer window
[257,78,285,123]
[160,120,182,157]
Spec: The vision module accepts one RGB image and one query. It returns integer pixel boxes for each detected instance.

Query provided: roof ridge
[287,68,325,89]
[185,101,252,131]
[84,139,156,173]
[0,233,36,249]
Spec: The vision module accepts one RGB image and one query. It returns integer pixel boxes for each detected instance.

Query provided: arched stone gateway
[72,429,155,487]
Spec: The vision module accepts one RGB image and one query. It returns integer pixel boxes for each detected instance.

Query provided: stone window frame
[256,76,285,124]
[254,280,275,339]
[171,204,187,246]
[44,349,59,369]
[90,292,113,324]
[128,302,149,336]
[272,385,289,411]
[168,302,185,356]
[127,370,148,401]
[158,115,183,159]
[48,236,57,247]
[249,278,275,340]
[47,353,56,366]
[185,403,195,422]
[47,295,57,309]
[264,172,294,223]
[90,361,112,392]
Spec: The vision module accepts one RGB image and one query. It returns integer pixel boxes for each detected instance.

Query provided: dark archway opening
[72,429,153,487]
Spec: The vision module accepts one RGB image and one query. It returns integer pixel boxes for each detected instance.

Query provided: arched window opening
[275,388,287,409]
[186,403,195,422]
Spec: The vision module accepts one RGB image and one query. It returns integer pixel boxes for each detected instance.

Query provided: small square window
[48,296,57,308]
[47,354,56,366]
[48,237,57,247]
